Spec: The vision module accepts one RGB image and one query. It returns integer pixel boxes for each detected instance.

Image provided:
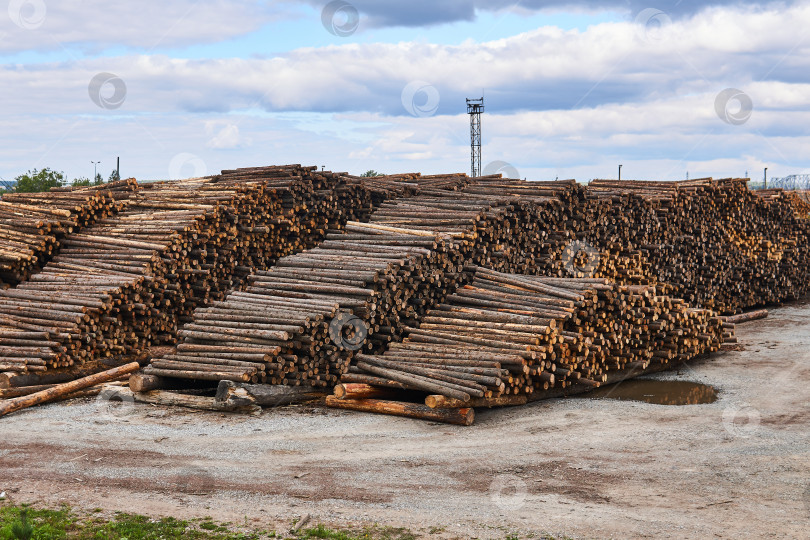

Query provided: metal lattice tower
[769,174,810,190]
[467,97,484,178]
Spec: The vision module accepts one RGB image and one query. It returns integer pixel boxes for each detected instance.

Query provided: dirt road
[1,300,809,539]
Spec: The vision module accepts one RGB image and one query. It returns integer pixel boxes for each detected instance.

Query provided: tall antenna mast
[467,97,484,178]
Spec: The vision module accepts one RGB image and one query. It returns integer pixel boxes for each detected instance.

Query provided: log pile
[5,168,810,405]
[0,166,408,378]
[339,266,728,408]
[143,174,810,395]
[0,180,137,285]
[141,183,507,387]
[586,178,810,312]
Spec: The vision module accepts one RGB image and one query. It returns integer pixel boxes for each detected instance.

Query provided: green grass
[0,505,264,540]
[0,503,566,539]
[0,505,427,540]
[0,505,75,540]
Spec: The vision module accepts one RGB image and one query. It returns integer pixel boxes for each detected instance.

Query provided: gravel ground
[1,300,809,539]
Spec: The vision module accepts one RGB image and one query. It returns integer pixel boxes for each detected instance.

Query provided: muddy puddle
[582,379,718,405]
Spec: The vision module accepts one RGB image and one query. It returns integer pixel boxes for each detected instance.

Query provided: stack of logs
[143,176,804,394]
[586,178,810,312]
[338,266,729,404]
[0,180,136,285]
[4,170,809,398]
[141,181,507,387]
[0,166,410,380]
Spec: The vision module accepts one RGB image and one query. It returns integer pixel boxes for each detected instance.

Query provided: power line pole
[467,97,484,178]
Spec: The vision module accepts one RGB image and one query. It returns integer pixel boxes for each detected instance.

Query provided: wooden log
[724,309,768,324]
[325,395,474,426]
[128,373,216,393]
[0,378,128,399]
[333,383,401,400]
[425,394,528,409]
[214,380,327,407]
[108,385,261,415]
[0,366,108,389]
[0,362,140,418]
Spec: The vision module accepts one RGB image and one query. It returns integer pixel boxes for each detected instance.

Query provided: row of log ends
[2,170,808,424]
[0,167,422,380]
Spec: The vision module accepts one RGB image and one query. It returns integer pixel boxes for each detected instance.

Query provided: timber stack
[0,166,412,383]
[332,266,729,422]
[3,167,810,414]
[0,179,136,285]
[141,179,503,387]
[586,178,810,312]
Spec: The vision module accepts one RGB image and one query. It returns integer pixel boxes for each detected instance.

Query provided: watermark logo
[715,88,753,126]
[561,240,600,278]
[94,386,136,422]
[88,72,127,110]
[489,474,527,511]
[721,403,761,438]
[328,311,368,351]
[8,0,46,30]
[169,153,207,180]
[401,81,440,118]
[483,161,520,179]
[321,0,359,37]
[634,8,671,43]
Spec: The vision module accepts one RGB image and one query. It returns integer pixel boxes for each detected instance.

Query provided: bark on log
[425,394,527,409]
[215,380,327,408]
[325,395,474,426]
[108,385,260,415]
[0,362,140,418]
[724,309,768,324]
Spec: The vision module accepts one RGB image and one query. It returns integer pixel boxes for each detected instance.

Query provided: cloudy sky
[1,0,808,184]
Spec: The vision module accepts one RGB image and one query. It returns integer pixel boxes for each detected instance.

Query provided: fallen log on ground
[0,362,140,418]
[128,373,215,393]
[107,385,261,415]
[425,394,528,409]
[324,395,474,426]
[0,377,129,399]
[215,380,327,408]
[724,309,768,324]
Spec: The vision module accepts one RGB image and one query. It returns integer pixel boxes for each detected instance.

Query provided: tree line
[0,168,120,194]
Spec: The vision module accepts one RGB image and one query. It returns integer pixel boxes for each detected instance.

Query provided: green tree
[108,169,120,183]
[360,170,383,177]
[72,177,92,187]
[13,168,65,193]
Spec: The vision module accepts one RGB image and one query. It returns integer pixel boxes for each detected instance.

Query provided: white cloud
[205,122,250,149]
[1,2,809,184]
[3,3,810,117]
[0,0,289,53]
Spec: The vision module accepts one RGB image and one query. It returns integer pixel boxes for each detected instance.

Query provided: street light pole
[91,161,100,184]
[764,167,768,189]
